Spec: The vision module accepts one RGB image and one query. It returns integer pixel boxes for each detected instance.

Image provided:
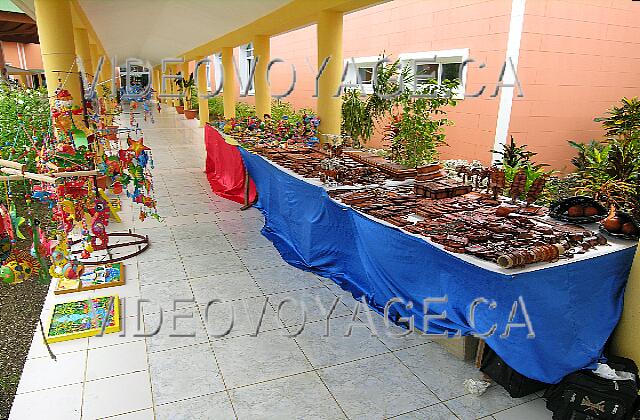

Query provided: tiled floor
[10,107,553,419]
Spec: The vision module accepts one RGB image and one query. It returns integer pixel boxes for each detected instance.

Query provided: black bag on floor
[480,344,550,398]
[543,356,639,420]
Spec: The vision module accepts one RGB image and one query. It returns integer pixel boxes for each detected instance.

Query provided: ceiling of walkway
[13,0,292,64]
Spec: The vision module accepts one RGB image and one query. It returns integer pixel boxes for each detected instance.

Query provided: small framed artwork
[46,295,120,343]
[54,262,125,295]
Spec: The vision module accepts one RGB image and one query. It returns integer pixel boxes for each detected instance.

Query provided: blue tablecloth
[239,148,636,384]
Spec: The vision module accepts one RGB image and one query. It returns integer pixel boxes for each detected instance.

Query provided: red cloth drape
[204,125,257,204]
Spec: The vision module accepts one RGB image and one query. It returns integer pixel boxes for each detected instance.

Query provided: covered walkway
[11,107,549,420]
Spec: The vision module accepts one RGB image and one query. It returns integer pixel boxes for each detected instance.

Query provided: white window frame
[213,53,223,93]
[205,61,211,91]
[342,55,382,95]
[399,48,469,99]
[238,43,255,96]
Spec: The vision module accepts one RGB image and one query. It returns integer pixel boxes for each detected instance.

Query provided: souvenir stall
[0,81,159,343]
[204,123,638,385]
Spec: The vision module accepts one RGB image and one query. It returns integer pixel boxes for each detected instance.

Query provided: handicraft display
[54,262,124,294]
[46,295,120,343]
[1,80,158,287]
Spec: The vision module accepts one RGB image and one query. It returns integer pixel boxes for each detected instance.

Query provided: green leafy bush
[0,82,50,171]
[570,98,640,215]
[235,102,255,119]
[341,57,410,146]
[341,89,372,147]
[595,97,640,138]
[390,79,458,168]
[208,96,224,120]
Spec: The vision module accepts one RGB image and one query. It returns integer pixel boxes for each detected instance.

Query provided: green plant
[0,82,50,171]
[568,140,610,171]
[341,89,372,147]
[390,79,458,168]
[595,97,640,138]
[366,58,412,119]
[570,99,640,215]
[492,136,539,168]
[208,96,224,120]
[269,100,295,121]
[174,72,195,108]
[189,85,198,109]
[235,102,255,118]
[340,57,411,146]
[490,136,553,200]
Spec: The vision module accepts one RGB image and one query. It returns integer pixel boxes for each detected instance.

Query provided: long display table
[204,126,637,384]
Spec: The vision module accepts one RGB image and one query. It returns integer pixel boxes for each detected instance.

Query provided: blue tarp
[239,148,636,384]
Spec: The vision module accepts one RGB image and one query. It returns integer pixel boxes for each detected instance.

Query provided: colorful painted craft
[1,80,158,288]
[0,250,40,285]
[46,295,120,343]
[54,262,124,294]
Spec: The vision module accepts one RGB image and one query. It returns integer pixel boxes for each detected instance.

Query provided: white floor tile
[10,383,82,420]
[17,350,86,394]
[86,340,148,380]
[83,371,153,419]
[99,408,155,419]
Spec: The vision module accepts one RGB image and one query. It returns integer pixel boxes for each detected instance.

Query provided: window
[212,53,223,93]
[358,66,374,84]
[205,61,211,91]
[239,43,254,95]
[399,49,469,99]
[343,56,384,94]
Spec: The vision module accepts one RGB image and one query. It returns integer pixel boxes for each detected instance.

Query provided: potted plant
[175,72,196,118]
[387,79,458,169]
[173,72,187,114]
[340,56,408,148]
[570,99,640,216]
[183,78,198,120]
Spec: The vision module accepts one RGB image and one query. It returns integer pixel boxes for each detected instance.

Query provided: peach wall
[510,0,640,171]
[240,0,513,165]
[23,43,43,69]
[2,41,21,67]
[1,42,42,69]
[235,0,640,170]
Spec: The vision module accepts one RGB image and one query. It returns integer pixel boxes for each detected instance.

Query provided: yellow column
[170,64,178,107]
[34,0,83,107]
[181,61,190,109]
[196,57,209,127]
[89,43,100,82]
[316,10,343,136]
[18,74,28,87]
[152,67,160,100]
[73,27,93,78]
[612,246,640,366]
[102,55,113,88]
[221,47,235,119]
[164,65,172,105]
[253,35,271,119]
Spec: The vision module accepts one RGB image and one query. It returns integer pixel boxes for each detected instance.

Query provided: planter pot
[175,105,184,114]
[184,109,198,120]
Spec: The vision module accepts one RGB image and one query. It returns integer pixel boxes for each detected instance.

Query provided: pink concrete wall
[2,41,21,67]
[510,0,640,171]
[237,0,640,169]
[249,0,513,164]
[1,42,42,69]
[23,43,43,69]
[342,0,512,163]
